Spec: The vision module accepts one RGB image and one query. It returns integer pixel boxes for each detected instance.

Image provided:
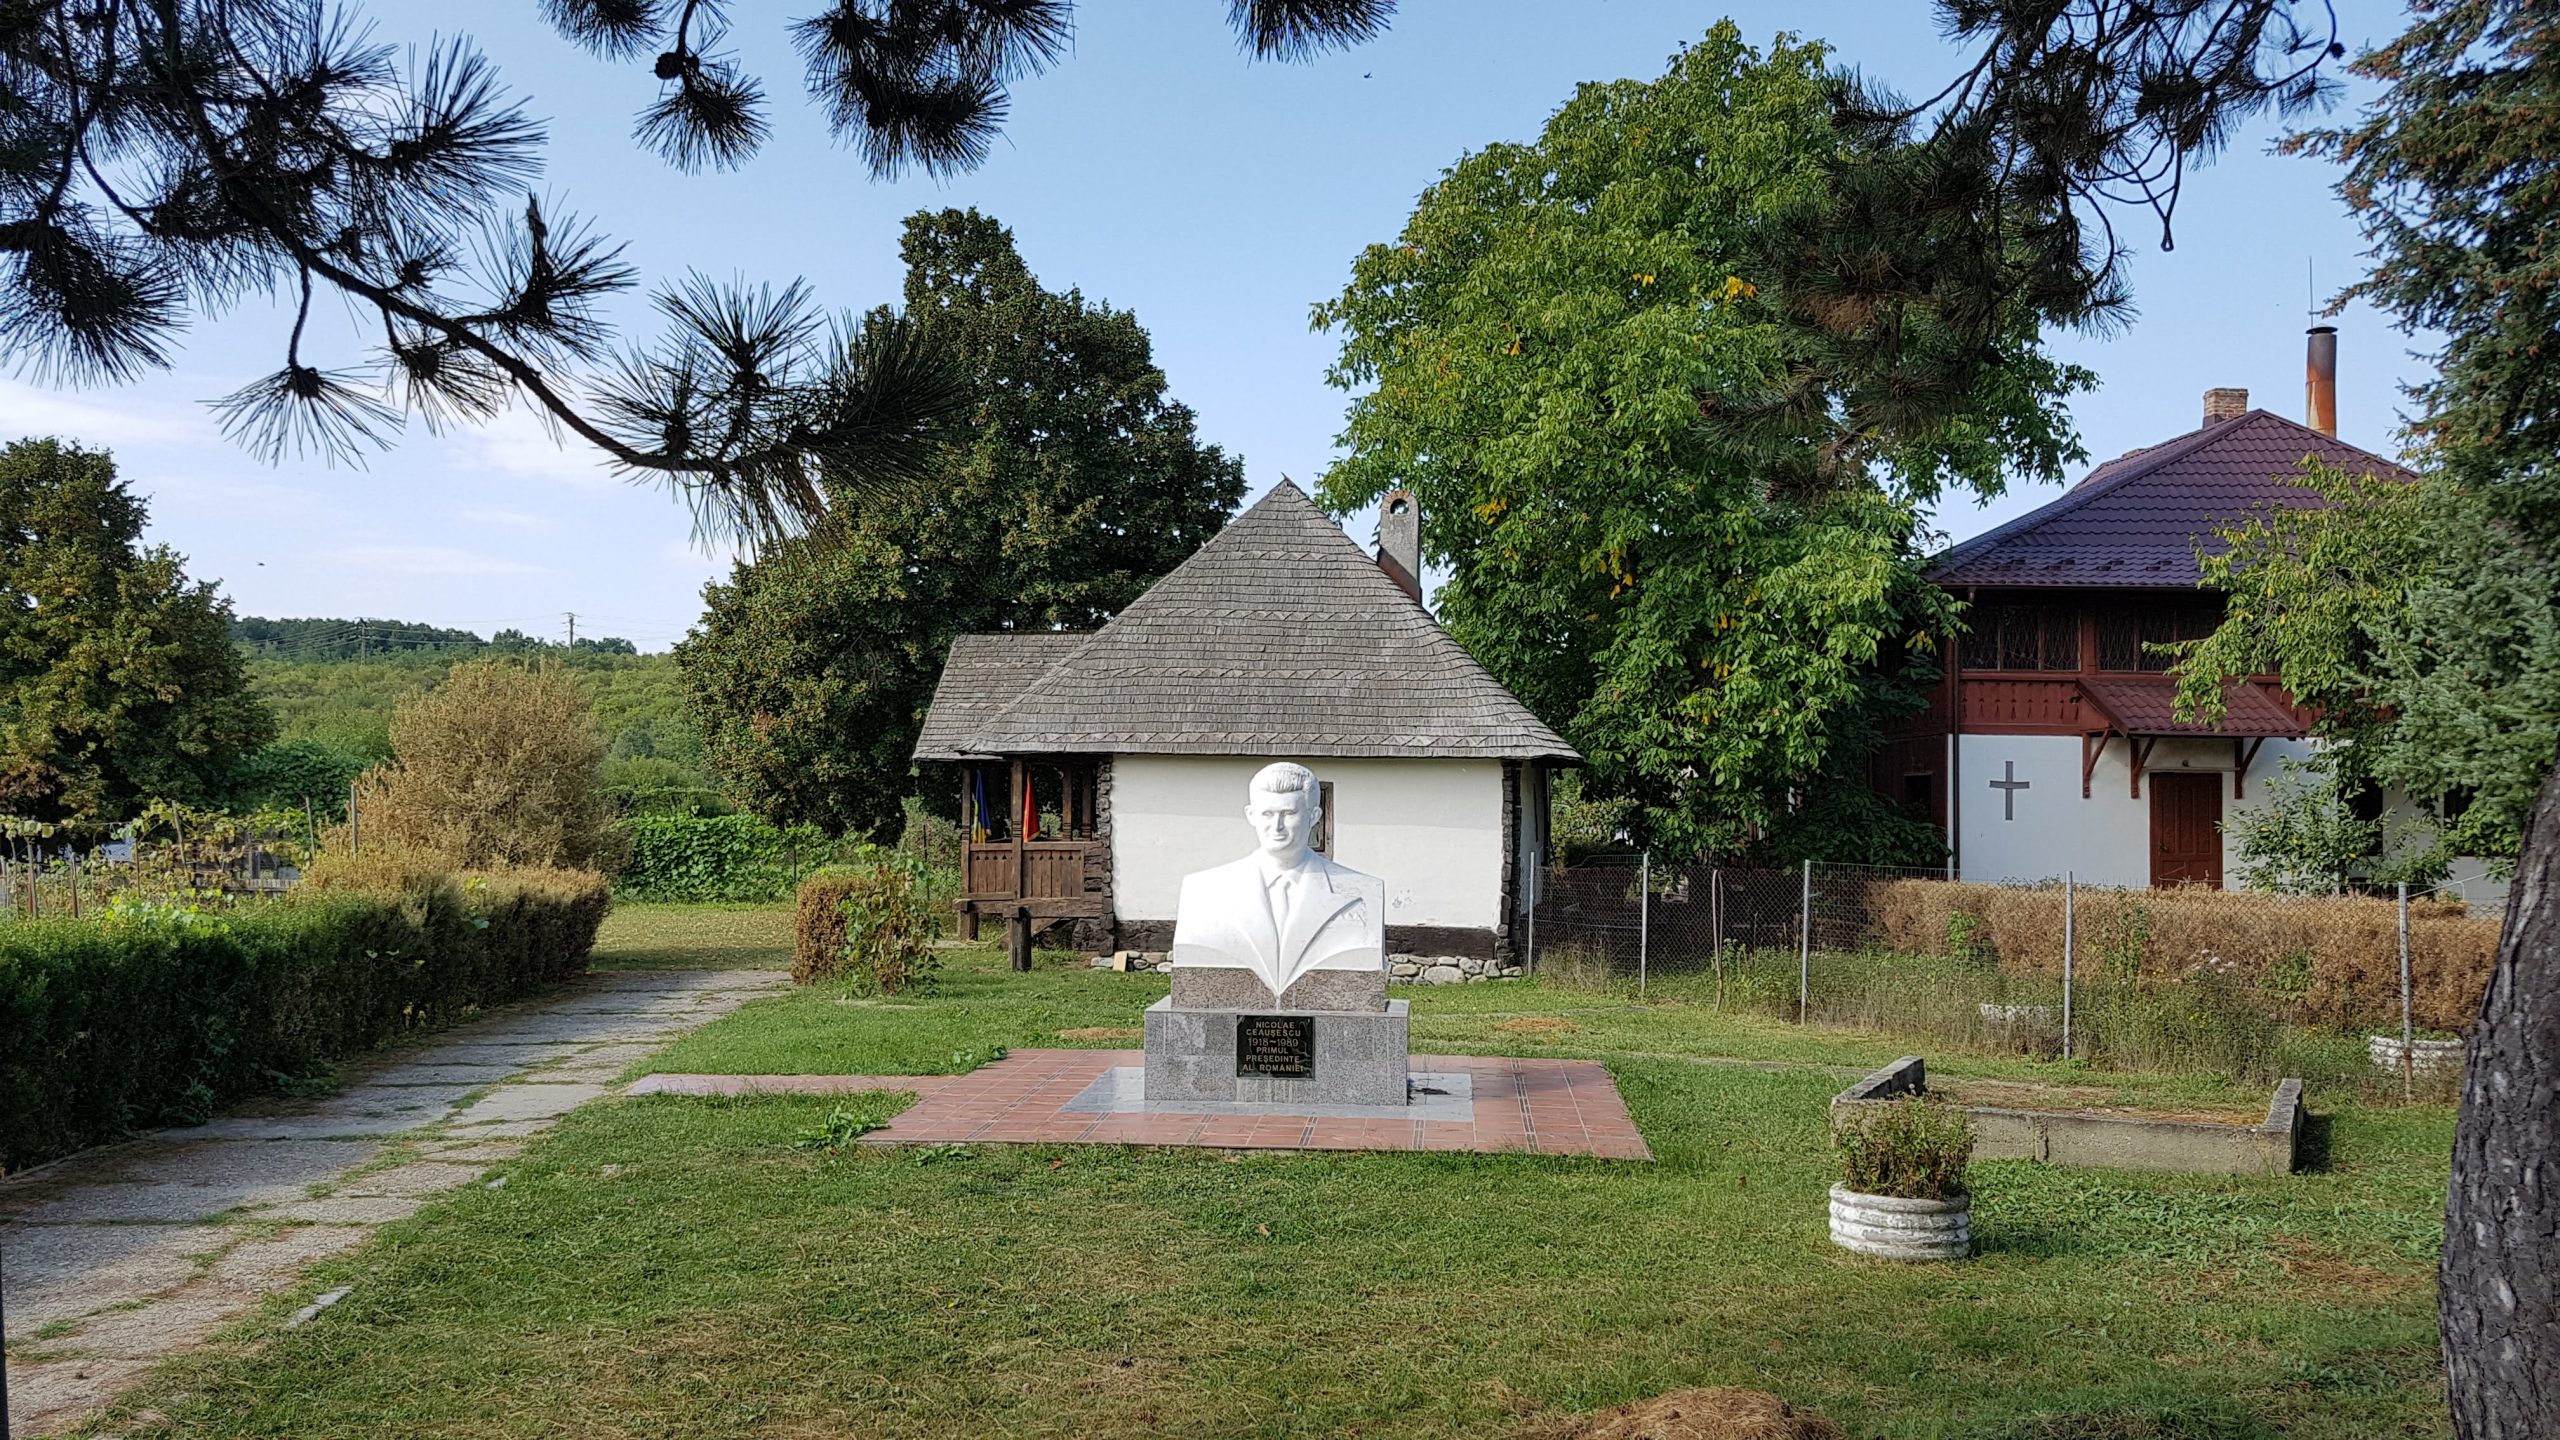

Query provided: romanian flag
[971,771,990,844]
[1021,775,1039,841]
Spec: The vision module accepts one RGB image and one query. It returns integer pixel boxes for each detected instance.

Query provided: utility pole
[564,612,576,648]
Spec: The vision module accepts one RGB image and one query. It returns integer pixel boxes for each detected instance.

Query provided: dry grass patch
[1526,1387,1845,1440]
[2267,1235,2427,1301]
[1057,1026,1144,1042]
[1493,1016,1581,1036]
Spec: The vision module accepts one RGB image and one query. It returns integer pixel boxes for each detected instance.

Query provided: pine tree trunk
[2442,750,2560,1435]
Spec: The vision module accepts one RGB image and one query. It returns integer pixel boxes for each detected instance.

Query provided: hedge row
[617,814,831,903]
[1862,877,2499,1032]
[0,867,609,1173]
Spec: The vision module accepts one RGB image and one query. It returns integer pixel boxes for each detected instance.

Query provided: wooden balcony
[1959,673,2087,733]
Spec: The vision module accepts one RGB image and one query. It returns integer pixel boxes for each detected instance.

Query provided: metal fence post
[1798,858,1813,1024]
[1710,867,1726,1011]
[2062,873,2075,1062]
[2399,880,2414,1102]
[1637,850,1650,1000]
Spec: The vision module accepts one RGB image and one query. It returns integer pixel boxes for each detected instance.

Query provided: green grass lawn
[88,934,2455,1439]
[590,900,798,971]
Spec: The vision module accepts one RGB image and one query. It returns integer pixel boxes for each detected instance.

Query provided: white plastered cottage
[912,481,1578,966]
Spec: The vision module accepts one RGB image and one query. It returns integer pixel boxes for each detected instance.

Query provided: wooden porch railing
[964,840,1097,903]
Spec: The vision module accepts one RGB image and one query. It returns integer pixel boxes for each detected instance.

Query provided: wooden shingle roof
[914,481,1577,762]
[1929,409,2416,589]
[912,632,1095,761]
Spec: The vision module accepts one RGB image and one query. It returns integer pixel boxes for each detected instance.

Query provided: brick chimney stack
[2203,387,2251,425]
[1377,489,1422,605]
[2306,325,2338,436]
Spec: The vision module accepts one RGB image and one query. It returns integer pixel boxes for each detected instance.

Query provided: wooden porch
[956,756,1108,970]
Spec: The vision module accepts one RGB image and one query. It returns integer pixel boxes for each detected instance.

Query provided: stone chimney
[2306,325,2338,436]
[1377,489,1421,605]
[2203,387,2251,425]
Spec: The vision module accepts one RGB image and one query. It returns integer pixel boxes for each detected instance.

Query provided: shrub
[794,856,936,988]
[0,865,608,1172]
[1945,909,1986,967]
[343,661,626,872]
[617,814,829,902]
[1836,1095,1974,1201]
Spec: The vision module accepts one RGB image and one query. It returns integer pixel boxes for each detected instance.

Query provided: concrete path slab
[360,1062,523,1087]
[4,1140,382,1222]
[450,1081,610,1127]
[0,965,785,1437]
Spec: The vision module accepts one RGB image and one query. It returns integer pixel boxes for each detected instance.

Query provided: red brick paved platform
[632,1049,1651,1160]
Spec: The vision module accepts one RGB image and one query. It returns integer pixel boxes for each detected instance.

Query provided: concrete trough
[1832,1056,2304,1177]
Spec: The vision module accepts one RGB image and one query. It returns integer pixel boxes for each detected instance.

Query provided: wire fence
[1526,855,2499,1099]
[0,822,312,921]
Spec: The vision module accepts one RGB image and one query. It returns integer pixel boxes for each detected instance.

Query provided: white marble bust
[1168,761,1386,999]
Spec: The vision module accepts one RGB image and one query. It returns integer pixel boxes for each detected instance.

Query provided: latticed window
[2097,609,2142,670]
[2039,613,2080,671]
[2094,600,2225,671]
[1982,604,2080,671]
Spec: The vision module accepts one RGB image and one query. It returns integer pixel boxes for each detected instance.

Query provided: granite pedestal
[1142,994,1411,1107]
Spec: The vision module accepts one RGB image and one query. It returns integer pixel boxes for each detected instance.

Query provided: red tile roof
[1929,410,2416,589]
[2080,677,2306,738]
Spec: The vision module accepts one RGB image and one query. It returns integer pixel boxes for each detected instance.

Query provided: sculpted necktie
[1266,867,1304,961]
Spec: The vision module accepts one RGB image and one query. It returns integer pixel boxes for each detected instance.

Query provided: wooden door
[2149,772,2223,889]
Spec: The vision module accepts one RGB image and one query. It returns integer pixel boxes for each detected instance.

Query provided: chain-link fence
[1526,856,2499,1098]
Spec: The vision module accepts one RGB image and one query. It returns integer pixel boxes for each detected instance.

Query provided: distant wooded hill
[232,615,639,660]
[230,618,724,818]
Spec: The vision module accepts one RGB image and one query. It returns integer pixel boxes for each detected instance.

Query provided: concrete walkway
[0,968,785,1437]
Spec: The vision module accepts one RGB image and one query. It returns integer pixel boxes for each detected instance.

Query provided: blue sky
[2,2,2422,650]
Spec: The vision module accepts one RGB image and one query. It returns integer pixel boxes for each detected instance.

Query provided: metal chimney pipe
[2306,325,2339,436]
[1377,489,1422,605]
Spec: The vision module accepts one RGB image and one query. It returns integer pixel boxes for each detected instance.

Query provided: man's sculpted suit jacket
[1167,851,1386,1000]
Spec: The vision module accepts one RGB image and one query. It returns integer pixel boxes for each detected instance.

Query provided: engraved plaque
[1235,1014,1315,1077]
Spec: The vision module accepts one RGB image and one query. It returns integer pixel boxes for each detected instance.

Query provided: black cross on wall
[1989,760,2031,821]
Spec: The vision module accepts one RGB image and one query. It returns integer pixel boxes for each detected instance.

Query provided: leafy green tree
[680,208,1245,837]
[2177,462,2559,868]
[1315,26,2089,861]
[0,439,273,827]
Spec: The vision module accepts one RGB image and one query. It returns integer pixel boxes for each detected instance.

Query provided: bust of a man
[1168,761,1386,1001]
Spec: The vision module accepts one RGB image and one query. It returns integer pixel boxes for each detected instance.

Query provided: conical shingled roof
[1929,409,2415,589]
[936,481,1577,760]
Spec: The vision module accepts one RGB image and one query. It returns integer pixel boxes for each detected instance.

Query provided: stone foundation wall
[1391,953,1526,984]
[1094,951,1525,984]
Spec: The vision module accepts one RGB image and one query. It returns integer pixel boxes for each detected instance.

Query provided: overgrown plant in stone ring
[1834,1095,1975,1202]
